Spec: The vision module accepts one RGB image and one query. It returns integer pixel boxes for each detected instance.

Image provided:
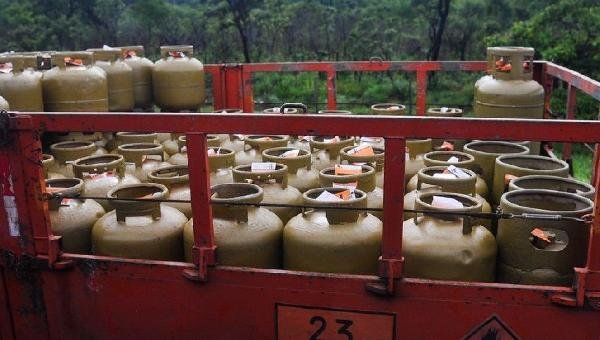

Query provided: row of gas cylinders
[0,45,205,113]
[43,129,594,286]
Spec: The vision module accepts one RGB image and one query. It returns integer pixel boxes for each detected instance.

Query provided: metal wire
[48,194,592,223]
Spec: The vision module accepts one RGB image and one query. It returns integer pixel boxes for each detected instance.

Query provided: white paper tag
[361,137,382,143]
[316,190,343,202]
[251,162,277,172]
[447,165,470,178]
[440,107,449,113]
[207,148,217,156]
[347,144,370,155]
[333,182,357,189]
[447,156,459,163]
[433,173,457,179]
[324,136,340,143]
[233,134,245,141]
[280,149,300,158]
[432,195,463,209]
[3,195,19,236]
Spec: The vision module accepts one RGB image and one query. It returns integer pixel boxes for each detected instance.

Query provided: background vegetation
[1,0,598,179]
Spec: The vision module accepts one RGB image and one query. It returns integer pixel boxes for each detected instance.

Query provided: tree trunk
[427,0,451,61]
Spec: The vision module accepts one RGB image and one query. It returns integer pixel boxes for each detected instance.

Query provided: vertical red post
[241,68,254,112]
[209,66,224,110]
[563,84,577,172]
[542,64,554,119]
[416,71,427,115]
[326,69,337,110]
[586,144,600,273]
[220,64,246,112]
[184,133,216,278]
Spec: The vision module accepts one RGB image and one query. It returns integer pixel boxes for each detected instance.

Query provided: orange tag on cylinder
[334,189,352,200]
[440,141,454,151]
[504,174,518,185]
[335,164,361,175]
[65,57,83,66]
[531,228,551,243]
[168,51,185,58]
[123,50,137,58]
[348,145,374,156]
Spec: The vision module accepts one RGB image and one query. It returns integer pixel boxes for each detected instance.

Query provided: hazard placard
[463,314,519,340]
[276,304,395,340]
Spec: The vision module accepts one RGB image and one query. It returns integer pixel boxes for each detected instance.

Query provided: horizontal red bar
[12,113,600,143]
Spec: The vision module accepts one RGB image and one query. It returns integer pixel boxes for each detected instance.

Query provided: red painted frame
[1,60,600,339]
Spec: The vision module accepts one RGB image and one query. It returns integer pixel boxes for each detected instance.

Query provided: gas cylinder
[92,183,187,261]
[46,178,105,254]
[357,136,385,149]
[370,103,406,115]
[0,95,8,110]
[403,166,492,229]
[42,51,108,112]
[407,151,488,198]
[50,141,97,177]
[425,107,465,150]
[498,189,594,285]
[474,47,544,154]
[87,48,134,112]
[509,175,595,200]
[491,155,569,205]
[403,191,496,282]
[42,154,65,179]
[463,141,529,190]
[309,136,355,171]
[283,187,382,274]
[168,135,221,165]
[50,132,109,155]
[319,164,383,220]
[262,147,319,192]
[232,163,302,223]
[221,134,246,153]
[212,108,243,148]
[72,154,140,211]
[264,107,299,114]
[162,134,182,157]
[116,45,154,110]
[287,135,311,151]
[339,145,385,188]
[208,147,235,185]
[235,135,289,165]
[148,165,191,218]
[153,45,205,112]
[183,183,283,267]
[317,109,352,115]
[405,139,432,186]
[117,142,171,182]
[0,55,44,111]
[115,132,157,148]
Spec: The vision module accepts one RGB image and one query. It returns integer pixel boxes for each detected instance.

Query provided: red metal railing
[2,60,600,338]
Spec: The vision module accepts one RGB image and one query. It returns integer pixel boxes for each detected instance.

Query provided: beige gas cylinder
[491,155,569,205]
[46,178,105,254]
[498,189,594,285]
[319,164,383,219]
[167,135,221,165]
[287,135,311,151]
[212,108,243,145]
[339,145,385,188]
[370,103,406,115]
[262,147,319,192]
[50,131,109,155]
[0,55,44,111]
[42,154,66,179]
[425,107,465,150]
[475,47,544,154]
[463,141,529,190]
[92,183,187,261]
[72,154,140,211]
[115,132,157,148]
[357,136,385,149]
[50,141,97,177]
[153,45,205,112]
[309,136,355,171]
[405,139,432,186]
[183,183,283,267]
[148,165,192,218]
[116,45,154,110]
[208,147,235,186]
[403,166,492,229]
[42,51,109,112]
[87,48,134,112]
[403,191,496,282]
[509,175,595,200]
[235,135,289,165]
[407,150,488,198]
[118,142,170,182]
[221,134,246,153]
[283,187,382,274]
[162,134,182,157]
[233,163,302,223]
[0,95,8,110]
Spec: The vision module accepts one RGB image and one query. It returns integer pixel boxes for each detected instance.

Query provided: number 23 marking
[309,316,354,340]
